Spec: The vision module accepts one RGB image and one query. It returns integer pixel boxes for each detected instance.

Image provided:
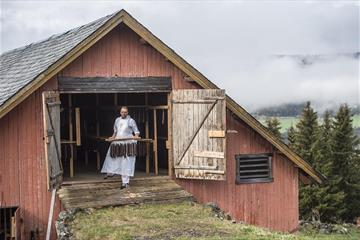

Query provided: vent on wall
[235,153,273,184]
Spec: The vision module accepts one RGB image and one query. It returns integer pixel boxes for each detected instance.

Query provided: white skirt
[100,145,136,176]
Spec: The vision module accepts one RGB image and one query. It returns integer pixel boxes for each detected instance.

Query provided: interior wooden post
[96,151,101,170]
[68,94,74,178]
[75,107,81,146]
[85,151,88,166]
[96,94,100,170]
[167,92,173,177]
[84,117,88,166]
[153,109,158,175]
[145,93,150,175]
[114,93,118,106]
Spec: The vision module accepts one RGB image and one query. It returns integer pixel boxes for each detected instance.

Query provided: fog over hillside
[1,1,358,112]
[229,51,359,112]
[252,101,360,117]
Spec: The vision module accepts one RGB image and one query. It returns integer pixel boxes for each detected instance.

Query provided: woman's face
[120,108,128,118]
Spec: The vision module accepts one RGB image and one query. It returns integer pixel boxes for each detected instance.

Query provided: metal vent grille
[235,154,273,184]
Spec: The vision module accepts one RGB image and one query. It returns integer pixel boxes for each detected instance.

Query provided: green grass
[258,114,360,133]
[69,202,360,240]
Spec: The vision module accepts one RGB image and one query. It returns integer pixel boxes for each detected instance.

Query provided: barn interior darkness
[0,207,18,240]
[59,92,169,180]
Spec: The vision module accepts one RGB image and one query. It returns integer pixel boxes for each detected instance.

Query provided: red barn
[0,9,324,239]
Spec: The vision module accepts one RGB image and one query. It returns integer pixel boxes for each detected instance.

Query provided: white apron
[101,115,140,176]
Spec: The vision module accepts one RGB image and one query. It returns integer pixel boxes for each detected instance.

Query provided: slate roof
[0,11,118,107]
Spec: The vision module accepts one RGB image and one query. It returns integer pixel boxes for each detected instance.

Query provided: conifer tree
[295,103,359,222]
[310,110,346,222]
[313,110,333,172]
[287,125,297,149]
[330,104,360,222]
[294,101,319,165]
[265,117,282,139]
[296,102,321,221]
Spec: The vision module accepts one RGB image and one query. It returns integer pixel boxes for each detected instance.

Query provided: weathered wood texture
[172,89,226,180]
[58,24,199,91]
[42,91,63,189]
[0,77,62,240]
[58,76,172,93]
[14,207,21,240]
[58,177,193,209]
[174,110,299,232]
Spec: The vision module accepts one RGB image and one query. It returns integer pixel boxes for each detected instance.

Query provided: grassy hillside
[257,114,360,133]
[67,202,360,240]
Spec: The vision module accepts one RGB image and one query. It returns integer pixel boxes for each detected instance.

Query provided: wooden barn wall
[174,111,299,232]
[58,24,199,90]
[0,22,298,239]
[59,23,299,232]
[0,77,62,239]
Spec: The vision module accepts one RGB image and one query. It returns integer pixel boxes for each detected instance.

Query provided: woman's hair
[120,106,128,111]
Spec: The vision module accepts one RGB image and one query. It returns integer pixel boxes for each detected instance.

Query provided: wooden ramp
[58,176,194,209]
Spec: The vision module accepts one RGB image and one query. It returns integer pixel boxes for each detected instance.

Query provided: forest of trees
[265,102,360,223]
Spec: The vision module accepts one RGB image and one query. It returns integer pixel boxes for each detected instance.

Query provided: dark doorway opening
[0,206,19,240]
[59,92,170,182]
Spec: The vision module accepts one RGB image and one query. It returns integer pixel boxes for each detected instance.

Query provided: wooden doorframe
[147,98,171,177]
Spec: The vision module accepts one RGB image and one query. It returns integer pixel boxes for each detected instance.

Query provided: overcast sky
[0,1,359,112]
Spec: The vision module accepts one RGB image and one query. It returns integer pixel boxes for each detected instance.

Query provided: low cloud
[0,1,358,111]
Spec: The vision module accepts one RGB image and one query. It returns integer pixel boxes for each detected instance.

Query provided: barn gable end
[0,9,325,238]
[58,20,301,231]
[0,9,324,184]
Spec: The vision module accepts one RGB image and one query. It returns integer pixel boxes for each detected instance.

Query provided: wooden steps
[58,176,194,209]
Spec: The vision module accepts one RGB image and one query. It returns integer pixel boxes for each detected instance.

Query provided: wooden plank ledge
[58,177,194,209]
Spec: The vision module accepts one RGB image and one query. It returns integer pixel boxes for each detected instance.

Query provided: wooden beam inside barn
[145,93,150,175]
[58,76,172,93]
[69,94,74,178]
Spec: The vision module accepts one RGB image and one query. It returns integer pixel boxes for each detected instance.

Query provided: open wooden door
[11,208,21,240]
[42,91,63,190]
[172,89,226,180]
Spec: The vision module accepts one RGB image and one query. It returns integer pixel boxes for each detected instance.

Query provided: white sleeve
[130,118,140,135]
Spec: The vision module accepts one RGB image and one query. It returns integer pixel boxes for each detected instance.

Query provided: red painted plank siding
[175,112,299,231]
[59,24,199,91]
[0,77,62,240]
[59,23,299,232]
[0,22,299,239]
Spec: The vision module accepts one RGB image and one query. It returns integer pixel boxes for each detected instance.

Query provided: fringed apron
[101,115,140,176]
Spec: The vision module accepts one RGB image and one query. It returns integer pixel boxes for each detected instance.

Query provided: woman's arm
[130,118,140,138]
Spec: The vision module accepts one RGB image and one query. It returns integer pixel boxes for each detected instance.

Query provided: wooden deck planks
[58,178,193,209]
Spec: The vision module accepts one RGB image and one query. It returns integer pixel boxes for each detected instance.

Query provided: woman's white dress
[101,115,140,176]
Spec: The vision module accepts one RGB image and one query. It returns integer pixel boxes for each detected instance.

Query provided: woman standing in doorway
[101,106,140,189]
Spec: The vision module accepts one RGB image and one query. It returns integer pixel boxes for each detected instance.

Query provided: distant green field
[258,114,360,133]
